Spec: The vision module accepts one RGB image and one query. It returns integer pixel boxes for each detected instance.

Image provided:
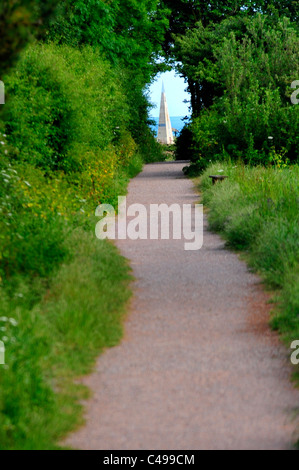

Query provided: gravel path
[66,162,299,450]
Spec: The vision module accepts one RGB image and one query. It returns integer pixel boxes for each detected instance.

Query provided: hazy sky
[148,69,191,118]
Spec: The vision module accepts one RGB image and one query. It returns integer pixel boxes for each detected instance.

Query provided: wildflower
[24,181,31,187]
[0,317,8,322]
[9,318,18,327]
[268,136,274,140]
[218,169,224,173]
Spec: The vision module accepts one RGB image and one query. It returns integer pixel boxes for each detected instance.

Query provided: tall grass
[0,227,132,450]
[200,162,299,379]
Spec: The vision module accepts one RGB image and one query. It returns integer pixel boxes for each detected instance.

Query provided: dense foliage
[1,0,298,449]
[46,0,171,148]
[0,0,167,448]
[161,0,298,113]
[164,2,298,168]
[0,0,168,283]
[0,0,62,75]
[179,15,298,168]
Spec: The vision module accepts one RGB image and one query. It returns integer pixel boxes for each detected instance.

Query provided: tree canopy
[0,0,61,75]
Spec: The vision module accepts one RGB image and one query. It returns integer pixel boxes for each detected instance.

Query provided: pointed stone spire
[157,82,174,145]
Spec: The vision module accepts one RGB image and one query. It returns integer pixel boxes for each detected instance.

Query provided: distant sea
[149,116,189,137]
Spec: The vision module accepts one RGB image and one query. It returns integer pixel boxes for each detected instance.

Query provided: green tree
[180,14,299,166]
[159,0,298,116]
[0,0,61,76]
[47,0,170,152]
[48,0,169,75]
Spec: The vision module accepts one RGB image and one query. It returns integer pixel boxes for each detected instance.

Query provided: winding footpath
[66,162,299,450]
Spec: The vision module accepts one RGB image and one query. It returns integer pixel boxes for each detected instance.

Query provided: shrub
[0,42,150,282]
[0,162,74,281]
[4,44,130,174]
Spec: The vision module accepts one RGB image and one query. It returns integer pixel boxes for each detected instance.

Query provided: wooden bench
[209,175,228,185]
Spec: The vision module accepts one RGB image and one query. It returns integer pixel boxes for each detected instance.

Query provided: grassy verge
[0,218,134,449]
[198,162,299,383]
[0,142,143,449]
[0,38,165,449]
[0,224,133,450]
[0,146,142,449]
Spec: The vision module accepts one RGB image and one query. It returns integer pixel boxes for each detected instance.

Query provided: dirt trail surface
[66,162,299,450]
